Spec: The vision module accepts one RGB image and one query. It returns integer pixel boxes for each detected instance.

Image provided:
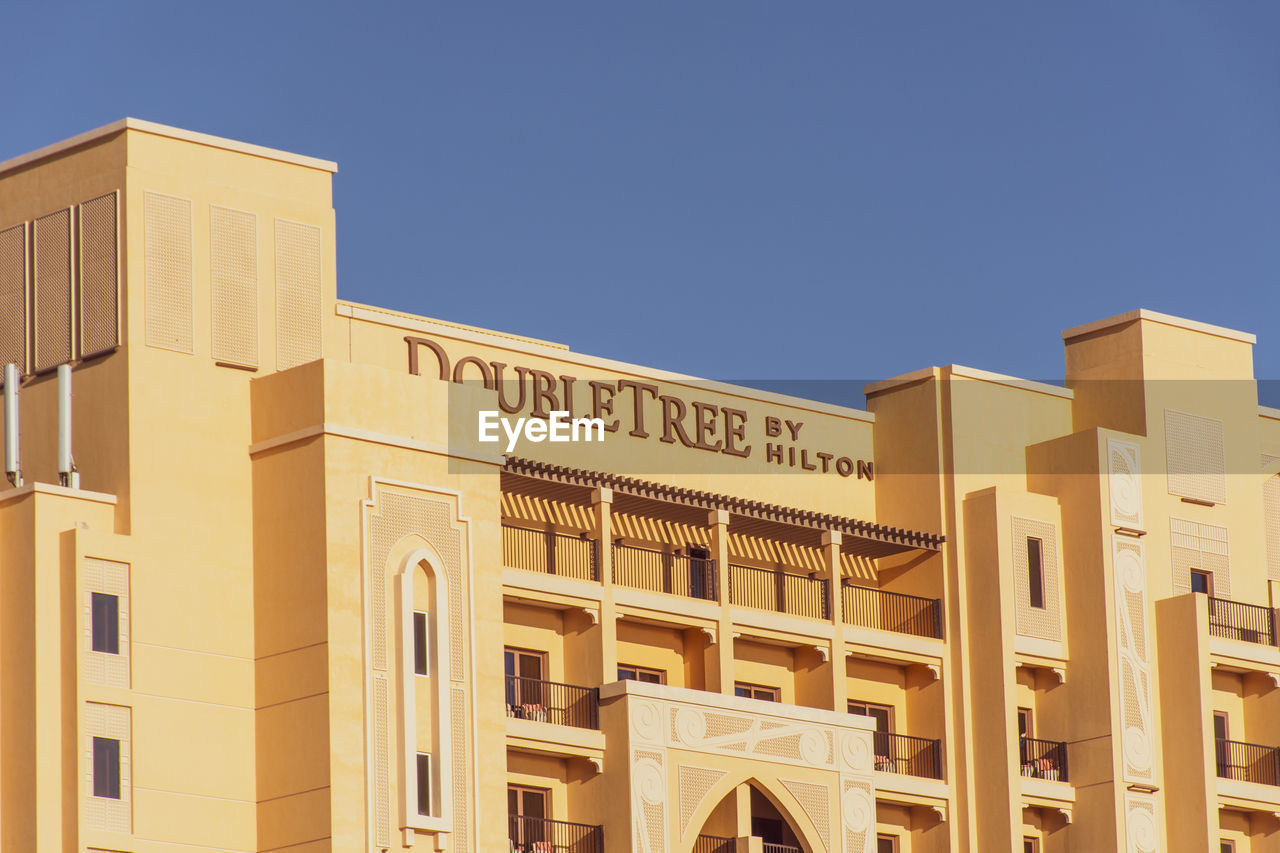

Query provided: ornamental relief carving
[627,698,873,773]
[628,693,876,853]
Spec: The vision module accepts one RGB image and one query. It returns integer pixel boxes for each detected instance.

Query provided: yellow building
[0,120,1278,853]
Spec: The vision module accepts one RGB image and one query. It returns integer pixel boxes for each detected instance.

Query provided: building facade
[0,121,1278,853]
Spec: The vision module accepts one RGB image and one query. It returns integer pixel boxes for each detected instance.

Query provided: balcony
[843,584,944,640]
[728,564,829,620]
[873,732,943,780]
[1208,596,1277,646]
[612,543,718,602]
[505,676,600,730]
[694,836,734,853]
[508,815,603,853]
[1019,736,1069,783]
[1217,738,1280,786]
[761,844,801,853]
[503,524,600,582]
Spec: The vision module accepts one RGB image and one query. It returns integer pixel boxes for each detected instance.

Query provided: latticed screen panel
[83,558,130,689]
[1011,516,1062,641]
[633,748,666,853]
[84,702,131,833]
[1165,409,1227,504]
[677,765,728,838]
[451,686,469,852]
[33,208,72,372]
[79,192,120,357]
[274,218,322,370]
[841,777,875,853]
[1113,537,1155,784]
[1266,477,1280,582]
[144,192,194,353]
[0,223,25,372]
[781,778,831,851]
[372,674,392,846]
[1170,517,1230,597]
[211,206,258,366]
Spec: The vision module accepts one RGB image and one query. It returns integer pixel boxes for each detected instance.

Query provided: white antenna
[4,363,20,487]
[57,364,78,488]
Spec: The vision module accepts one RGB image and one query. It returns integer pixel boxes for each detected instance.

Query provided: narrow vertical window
[1027,537,1045,609]
[91,592,119,654]
[416,753,432,816]
[92,736,121,799]
[413,611,428,675]
[1017,707,1034,740]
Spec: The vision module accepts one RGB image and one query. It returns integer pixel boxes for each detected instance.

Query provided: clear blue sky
[4,2,1278,398]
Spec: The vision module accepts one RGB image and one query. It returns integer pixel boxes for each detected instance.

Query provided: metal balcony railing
[507,815,603,853]
[502,524,600,582]
[694,835,735,853]
[842,584,944,639]
[612,543,718,601]
[1019,736,1069,783]
[728,564,829,620]
[504,676,600,730]
[1207,596,1276,646]
[1216,737,1280,786]
[872,732,943,780]
[761,843,801,853]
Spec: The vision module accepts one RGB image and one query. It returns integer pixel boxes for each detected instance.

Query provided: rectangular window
[508,784,551,848]
[1027,537,1045,609]
[413,611,428,675]
[91,592,119,654]
[1023,838,1040,853]
[505,647,547,710]
[416,753,431,816]
[1221,841,1236,853]
[848,701,894,733]
[850,701,895,766]
[618,664,665,684]
[92,736,121,799]
[1017,707,1034,740]
[1190,569,1213,596]
[734,682,779,702]
[877,836,899,853]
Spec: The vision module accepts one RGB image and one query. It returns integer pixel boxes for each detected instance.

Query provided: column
[594,487,618,684]
[709,509,733,695]
[824,530,847,713]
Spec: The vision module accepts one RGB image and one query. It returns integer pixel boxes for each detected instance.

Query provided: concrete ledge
[614,587,721,623]
[1217,779,1280,813]
[502,568,603,607]
[731,607,836,643]
[0,481,117,507]
[1019,776,1075,805]
[506,719,606,772]
[873,772,949,816]
[1209,635,1280,680]
[844,624,944,661]
[600,679,876,732]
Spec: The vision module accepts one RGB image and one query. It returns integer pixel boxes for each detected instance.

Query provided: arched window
[395,551,452,834]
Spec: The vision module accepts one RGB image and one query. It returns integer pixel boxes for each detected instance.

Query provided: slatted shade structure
[502,457,943,560]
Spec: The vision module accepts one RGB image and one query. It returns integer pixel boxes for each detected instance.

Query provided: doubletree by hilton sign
[407,336,873,480]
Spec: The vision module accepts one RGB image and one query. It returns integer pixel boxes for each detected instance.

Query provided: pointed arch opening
[687,777,823,853]
[393,545,453,834]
